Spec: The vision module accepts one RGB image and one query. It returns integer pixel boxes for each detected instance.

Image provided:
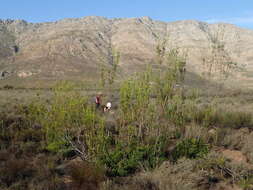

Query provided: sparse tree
[201,25,241,87]
[100,47,120,88]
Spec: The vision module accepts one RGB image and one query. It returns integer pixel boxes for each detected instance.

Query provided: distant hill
[0,16,253,88]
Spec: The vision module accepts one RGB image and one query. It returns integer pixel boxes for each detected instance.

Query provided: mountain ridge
[0,16,253,88]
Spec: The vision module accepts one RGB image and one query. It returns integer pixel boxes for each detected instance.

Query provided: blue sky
[1,0,253,29]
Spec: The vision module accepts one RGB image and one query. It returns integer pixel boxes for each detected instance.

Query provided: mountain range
[0,16,253,88]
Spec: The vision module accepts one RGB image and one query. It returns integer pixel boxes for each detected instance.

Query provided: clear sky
[1,0,253,29]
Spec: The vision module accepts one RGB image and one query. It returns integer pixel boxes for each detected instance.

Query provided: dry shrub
[68,161,105,190]
[101,174,159,190]
[220,111,253,129]
[0,151,63,190]
[155,159,202,190]
[0,157,34,187]
[242,131,253,164]
[101,159,198,190]
[219,128,250,150]
[183,124,213,143]
[27,154,64,190]
[18,128,43,143]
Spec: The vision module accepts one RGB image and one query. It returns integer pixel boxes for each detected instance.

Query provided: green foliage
[238,175,253,190]
[155,48,186,107]
[100,48,120,87]
[46,139,70,153]
[172,138,209,162]
[166,48,186,83]
[119,69,152,123]
[220,111,253,129]
[99,137,167,177]
[156,38,167,65]
[24,81,106,158]
[191,105,253,129]
[196,153,226,172]
[166,94,187,127]
[191,104,219,127]
[119,68,156,142]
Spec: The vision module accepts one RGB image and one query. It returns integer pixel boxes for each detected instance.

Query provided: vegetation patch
[171,138,209,162]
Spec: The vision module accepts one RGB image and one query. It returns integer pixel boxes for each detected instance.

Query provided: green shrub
[99,137,167,177]
[238,175,253,190]
[171,138,209,162]
[166,94,187,127]
[221,111,253,129]
[190,105,253,129]
[190,104,219,127]
[119,69,153,123]
[23,81,107,158]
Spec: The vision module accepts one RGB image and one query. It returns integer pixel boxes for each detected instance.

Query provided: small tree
[100,48,120,88]
[201,25,241,87]
[155,40,187,112]
[156,38,167,65]
[26,81,107,161]
[119,67,154,141]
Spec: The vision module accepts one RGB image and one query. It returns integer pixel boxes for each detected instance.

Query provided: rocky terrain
[0,16,253,87]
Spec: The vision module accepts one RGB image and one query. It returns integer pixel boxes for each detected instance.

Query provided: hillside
[0,16,253,87]
[1,16,253,190]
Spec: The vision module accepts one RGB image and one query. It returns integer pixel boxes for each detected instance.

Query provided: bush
[191,105,253,129]
[171,138,209,162]
[191,105,219,127]
[68,161,105,190]
[0,157,35,187]
[99,138,167,177]
[23,81,106,158]
[166,94,187,127]
[238,175,253,190]
[197,152,253,188]
[221,111,253,129]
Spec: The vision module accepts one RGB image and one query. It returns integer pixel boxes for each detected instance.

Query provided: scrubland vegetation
[0,44,253,190]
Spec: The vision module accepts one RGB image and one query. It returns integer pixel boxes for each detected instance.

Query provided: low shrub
[221,111,253,129]
[197,152,253,188]
[68,161,105,190]
[171,138,209,162]
[166,94,187,127]
[191,105,219,127]
[0,157,35,187]
[99,138,167,177]
[238,175,253,190]
[191,106,253,129]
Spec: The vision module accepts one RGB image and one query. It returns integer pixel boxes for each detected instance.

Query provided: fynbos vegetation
[0,39,253,190]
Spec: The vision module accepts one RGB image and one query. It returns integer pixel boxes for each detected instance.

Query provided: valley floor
[0,82,253,190]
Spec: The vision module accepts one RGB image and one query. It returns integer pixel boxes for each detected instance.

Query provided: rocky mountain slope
[0,16,253,87]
